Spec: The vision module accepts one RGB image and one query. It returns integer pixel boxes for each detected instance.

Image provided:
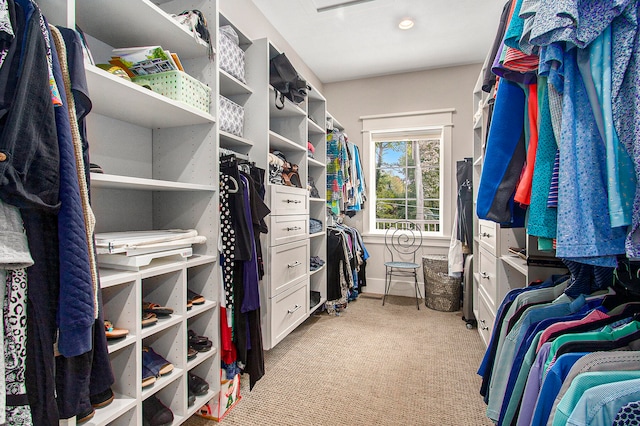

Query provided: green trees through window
[374,138,441,232]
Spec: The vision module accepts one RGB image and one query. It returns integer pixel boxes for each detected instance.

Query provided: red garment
[536,309,610,352]
[515,83,538,205]
[220,306,237,365]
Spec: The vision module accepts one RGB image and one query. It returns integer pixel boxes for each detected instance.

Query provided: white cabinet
[39,1,221,424]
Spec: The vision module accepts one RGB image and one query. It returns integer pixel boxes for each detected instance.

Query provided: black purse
[269,53,310,109]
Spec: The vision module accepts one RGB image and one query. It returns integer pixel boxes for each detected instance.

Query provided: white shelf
[90,173,216,192]
[141,367,184,400]
[308,157,325,168]
[141,315,183,339]
[107,335,137,354]
[310,297,327,313]
[501,255,528,276]
[219,70,252,96]
[269,86,307,118]
[310,264,326,276]
[86,66,215,128]
[186,347,217,371]
[76,0,209,59]
[309,197,325,203]
[307,118,325,135]
[186,389,218,419]
[310,231,326,238]
[186,255,218,268]
[186,300,217,319]
[85,395,137,426]
[269,131,307,152]
[219,130,254,152]
[100,268,137,289]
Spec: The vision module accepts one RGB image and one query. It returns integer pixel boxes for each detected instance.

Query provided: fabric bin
[218,95,244,137]
[131,70,211,113]
[219,25,246,83]
[423,255,461,312]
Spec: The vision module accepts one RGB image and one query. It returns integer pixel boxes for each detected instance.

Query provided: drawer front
[270,239,309,297]
[477,287,496,347]
[478,219,497,255]
[269,215,308,246]
[269,185,308,216]
[478,247,497,308]
[271,278,309,346]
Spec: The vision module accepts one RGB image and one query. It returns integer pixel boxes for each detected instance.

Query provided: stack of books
[109,46,184,78]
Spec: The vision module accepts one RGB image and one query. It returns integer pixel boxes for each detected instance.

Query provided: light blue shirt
[566,378,640,426]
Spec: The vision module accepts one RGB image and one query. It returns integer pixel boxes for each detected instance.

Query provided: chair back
[384,220,423,264]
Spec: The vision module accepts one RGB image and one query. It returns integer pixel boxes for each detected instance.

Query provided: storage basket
[423,255,461,312]
[218,95,244,137]
[219,26,246,83]
[132,70,211,113]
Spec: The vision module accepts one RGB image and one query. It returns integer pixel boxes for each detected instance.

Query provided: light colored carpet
[185,294,493,426]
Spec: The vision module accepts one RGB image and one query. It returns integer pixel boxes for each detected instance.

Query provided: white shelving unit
[39,1,221,424]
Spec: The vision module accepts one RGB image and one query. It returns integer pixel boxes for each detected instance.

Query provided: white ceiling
[250,0,506,83]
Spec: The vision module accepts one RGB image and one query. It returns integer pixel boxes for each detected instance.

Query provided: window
[361,109,454,236]
[374,133,442,233]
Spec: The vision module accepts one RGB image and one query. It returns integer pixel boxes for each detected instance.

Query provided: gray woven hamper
[422,255,462,312]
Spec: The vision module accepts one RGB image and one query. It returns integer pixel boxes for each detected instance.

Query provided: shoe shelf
[85,67,215,128]
[307,117,325,135]
[307,157,325,168]
[269,130,307,153]
[85,395,137,426]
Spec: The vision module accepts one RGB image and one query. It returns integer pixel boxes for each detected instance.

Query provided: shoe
[187,289,205,305]
[90,387,115,408]
[76,407,95,424]
[142,395,174,426]
[142,347,174,377]
[188,330,212,352]
[188,389,196,407]
[142,365,157,389]
[104,320,128,340]
[142,302,173,317]
[188,373,209,396]
[142,312,158,328]
[187,347,198,361]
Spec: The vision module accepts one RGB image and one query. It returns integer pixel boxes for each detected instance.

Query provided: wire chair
[382,220,423,309]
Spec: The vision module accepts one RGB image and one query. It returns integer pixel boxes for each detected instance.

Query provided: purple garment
[517,342,553,426]
[240,175,260,313]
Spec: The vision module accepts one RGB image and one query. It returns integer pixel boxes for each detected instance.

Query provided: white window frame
[361,109,455,237]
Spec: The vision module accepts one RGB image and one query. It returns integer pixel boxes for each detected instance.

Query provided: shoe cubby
[186,357,217,418]
[186,261,217,314]
[151,375,187,424]
[186,308,218,370]
[101,406,138,426]
[102,280,138,353]
[86,343,138,426]
[141,269,186,333]
[142,322,185,400]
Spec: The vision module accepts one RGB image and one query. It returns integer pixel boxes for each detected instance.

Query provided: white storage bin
[218,25,246,83]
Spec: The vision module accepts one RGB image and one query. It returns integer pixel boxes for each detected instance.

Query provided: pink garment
[536,309,610,352]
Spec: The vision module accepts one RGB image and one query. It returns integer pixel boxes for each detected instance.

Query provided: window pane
[407,168,416,198]
[376,168,406,199]
[421,166,440,199]
[407,199,417,220]
[376,200,406,222]
[417,139,440,168]
[424,199,440,221]
[375,141,406,167]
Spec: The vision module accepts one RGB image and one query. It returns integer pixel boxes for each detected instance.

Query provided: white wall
[323,64,481,296]
[219,0,323,91]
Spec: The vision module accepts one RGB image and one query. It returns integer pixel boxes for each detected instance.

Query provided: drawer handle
[481,272,490,279]
[479,319,489,331]
[284,199,302,204]
[287,261,302,268]
[481,232,492,238]
[288,304,302,314]
[285,226,302,231]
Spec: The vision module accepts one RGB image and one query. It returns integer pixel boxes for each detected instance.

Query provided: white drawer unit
[270,277,309,347]
[269,239,309,297]
[269,185,309,216]
[269,214,308,246]
[476,285,496,347]
[478,246,498,308]
[478,219,525,257]
[478,219,497,254]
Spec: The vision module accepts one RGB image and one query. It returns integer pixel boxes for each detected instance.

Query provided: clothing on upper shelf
[326,130,366,215]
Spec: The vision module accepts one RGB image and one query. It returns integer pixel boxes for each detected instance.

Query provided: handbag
[269,53,310,109]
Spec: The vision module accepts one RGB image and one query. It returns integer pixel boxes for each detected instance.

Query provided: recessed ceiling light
[399,19,414,30]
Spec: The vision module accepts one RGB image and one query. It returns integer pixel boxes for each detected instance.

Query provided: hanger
[220,173,239,193]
